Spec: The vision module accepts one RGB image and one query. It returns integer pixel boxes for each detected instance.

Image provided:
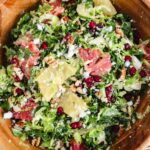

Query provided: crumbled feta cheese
[34,38,40,45]
[56,85,66,98]
[82,88,87,94]
[3,111,13,119]
[79,111,87,118]
[105,26,113,32]
[65,45,77,59]
[125,61,130,67]
[127,101,133,106]
[83,72,90,78]
[37,23,44,31]
[132,56,142,70]
[112,62,116,66]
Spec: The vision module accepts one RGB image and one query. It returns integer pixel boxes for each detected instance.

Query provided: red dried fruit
[64,33,71,41]
[93,75,101,82]
[14,75,21,82]
[89,21,96,30]
[124,43,131,50]
[105,85,113,102]
[15,88,24,96]
[139,70,147,77]
[84,77,94,88]
[11,56,19,67]
[77,121,82,129]
[71,140,86,150]
[70,122,77,129]
[41,42,48,49]
[125,56,132,62]
[57,106,64,115]
[129,67,136,76]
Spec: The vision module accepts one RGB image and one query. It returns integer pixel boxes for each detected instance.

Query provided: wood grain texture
[142,0,150,8]
[0,0,150,150]
[114,0,150,39]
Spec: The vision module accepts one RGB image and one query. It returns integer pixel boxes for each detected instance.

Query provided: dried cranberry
[71,140,86,150]
[71,122,77,129]
[140,70,147,78]
[57,106,64,115]
[84,77,94,88]
[14,75,21,82]
[15,88,24,96]
[64,33,71,41]
[11,56,19,67]
[125,56,132,62]
[124,43,131,50]
[77,121,82,129]
[105,85,113,102]
[129,67,136,76]
[41,42,48,49]
[93,75,101,82]
[89,21,96,31]
[124,93,132,101]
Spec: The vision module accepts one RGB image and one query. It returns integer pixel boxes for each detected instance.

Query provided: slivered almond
[70,84,77,93]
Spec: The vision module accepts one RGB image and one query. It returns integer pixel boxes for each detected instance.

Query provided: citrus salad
[0,0,150,149]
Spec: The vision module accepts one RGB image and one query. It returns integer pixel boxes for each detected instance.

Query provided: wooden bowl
[0,0,150,150]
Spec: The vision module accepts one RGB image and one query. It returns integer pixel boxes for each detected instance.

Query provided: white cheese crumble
[65,45,78,59]
[124,61,130,67]
[37,23,44,31]
[132,56,142,70]
[34,38,40,45]
[83,72,90,78]
[105,26,113,32]
[56,85,66,98]
[112,62,116,66]
[82,88,87,94]
[3,111,13,119]
[79,110,91,118]
[127,101,133,106]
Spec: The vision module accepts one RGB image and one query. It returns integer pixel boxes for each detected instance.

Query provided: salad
[0,0,150,149]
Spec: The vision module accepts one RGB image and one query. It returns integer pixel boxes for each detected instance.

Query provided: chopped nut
[95,91,102,99]
[61,16,69,24]
[68,36,75,45]
[70,84,77,93]
[77,87,84,94]
[43,56,58,66]
[31,137,41,147]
